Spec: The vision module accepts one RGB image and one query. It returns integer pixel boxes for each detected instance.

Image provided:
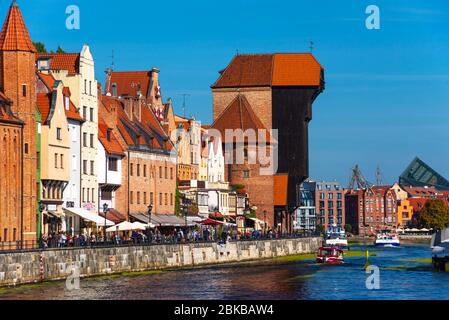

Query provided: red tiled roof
[402,186,438,198]
[210,94,270,143]
[102,95,173,152]
[274,174,288,206]
[0,2,36,52]
[36,93,51,123]
[36,53,80,75]
[37,72,83,122]
[212,53,322,88]
[98,116,125,156]
[109,71,152,97]
[272,53,322,86]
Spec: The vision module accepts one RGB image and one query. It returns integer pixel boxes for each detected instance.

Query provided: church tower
[0,0,37,242]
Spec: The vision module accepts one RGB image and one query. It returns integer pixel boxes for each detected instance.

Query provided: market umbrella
[106,221,136,232]
[132,221,154,229]
[200,218,223,226]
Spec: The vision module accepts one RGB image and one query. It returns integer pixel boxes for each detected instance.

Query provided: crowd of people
[37,226,307,249]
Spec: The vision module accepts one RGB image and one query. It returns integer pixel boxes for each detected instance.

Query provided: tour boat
[374,232,400,247]
[316,246,344,264]
[325,225,349,250]
[431,228,449,271]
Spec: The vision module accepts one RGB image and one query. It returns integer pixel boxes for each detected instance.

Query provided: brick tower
[0,1,37,242]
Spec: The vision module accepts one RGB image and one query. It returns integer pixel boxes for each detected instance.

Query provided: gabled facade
[345,186,397,236]
[100,93,177,219]
[173,115,201,181]
[37,45,99,215]
[0,1,37,242]
[36,80,71,234]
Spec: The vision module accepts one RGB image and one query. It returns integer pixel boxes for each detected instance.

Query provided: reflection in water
[1,244,448,300]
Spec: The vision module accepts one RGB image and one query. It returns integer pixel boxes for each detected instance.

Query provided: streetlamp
[263,210,267,237]
[103,202,109,243]
[147,203,153,226]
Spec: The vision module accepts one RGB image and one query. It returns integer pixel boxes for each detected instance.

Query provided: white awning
[106,221,151,232]
[63,208,115,227]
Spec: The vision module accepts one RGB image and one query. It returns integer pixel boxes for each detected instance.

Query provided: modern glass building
[399,157,449,191]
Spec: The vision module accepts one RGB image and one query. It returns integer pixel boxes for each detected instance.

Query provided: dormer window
[107,128,112,141]
[112,83,117,97]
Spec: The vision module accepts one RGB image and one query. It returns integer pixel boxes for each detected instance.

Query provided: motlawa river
[0,243,447,300]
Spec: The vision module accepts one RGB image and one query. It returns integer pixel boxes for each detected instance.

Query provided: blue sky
[4,0,449,186]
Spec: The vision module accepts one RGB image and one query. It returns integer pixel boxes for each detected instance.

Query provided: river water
[1,243,448,300]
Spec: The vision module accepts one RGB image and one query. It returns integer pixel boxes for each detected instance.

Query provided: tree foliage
[315,224,325,235]
[33,42,46,53]
[416,199,449,231]
[344,224,352,234]
[56,46,66,53]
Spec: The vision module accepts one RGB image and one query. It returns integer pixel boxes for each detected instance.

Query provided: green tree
[315,224,325,235]
[33,42,46,53]
[56,46,66,53]
[344,224,352,234]
[416,199,449,231]
[174,184,182,216]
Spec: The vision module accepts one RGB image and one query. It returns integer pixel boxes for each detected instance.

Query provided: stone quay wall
[0,238,321,287]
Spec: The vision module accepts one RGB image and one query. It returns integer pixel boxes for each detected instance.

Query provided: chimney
[133,97,142,122]
[105,68,113,96]
[123,97,133,121]
[107,128,112,141]
[151,67,160,81]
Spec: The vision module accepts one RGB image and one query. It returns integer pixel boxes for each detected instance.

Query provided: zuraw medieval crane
[348,165,372,190]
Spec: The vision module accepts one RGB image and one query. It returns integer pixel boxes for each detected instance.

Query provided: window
[159,167,162,178]
[83,160,88,174]
[82,188,85,202]
[3,229,7,242]
[137,192,140,204]
[90,134,94,148]
[112,83,117,97]
[24,143,29,154]
[143,192,147,204]
[89,81,92,96]
[83,106,87,119]
[130,163,133,176]
[150,192,154,204]
[22,84,27,97]
[170,168,173,179]
[92,189,95,203]
[143,165,147,177]
[90,161,94,175]
[328,193,333,200]
[90,108,94,122]
[243,170,250,179]
[87,188,90,202]
[83,133,87,147]
[102,191,112,200]
[56,127,62,140]
[165,193,168,205]
[54,153,58,168]
[159,193,162,205]
[320,193,325,200]
[137,164,140,176]
[130,191,134,204]
[13,228,16,241]
[60,154,64,169]
[165,167,168,179]
[108,158,118,171]
[84,79,87,94]
[170,193,173,206]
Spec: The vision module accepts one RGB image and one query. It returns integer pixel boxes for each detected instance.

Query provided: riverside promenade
[0,237,321,287]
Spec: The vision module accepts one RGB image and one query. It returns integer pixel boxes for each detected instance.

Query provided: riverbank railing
[0,232,320,254]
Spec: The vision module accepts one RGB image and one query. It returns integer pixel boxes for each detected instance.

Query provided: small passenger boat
[316,246,344,264]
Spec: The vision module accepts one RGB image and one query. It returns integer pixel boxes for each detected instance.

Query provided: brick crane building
[211,53,324,229]
[0,1,37,243]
